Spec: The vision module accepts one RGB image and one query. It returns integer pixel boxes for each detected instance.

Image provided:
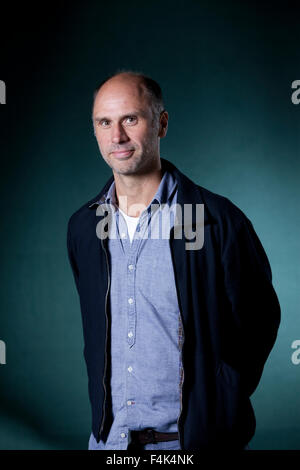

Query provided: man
[67,71,281,451]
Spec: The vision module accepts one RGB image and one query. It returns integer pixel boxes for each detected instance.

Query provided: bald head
[92,71,164,123]
[97,72,147,99]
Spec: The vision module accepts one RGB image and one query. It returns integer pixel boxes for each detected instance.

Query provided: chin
[114,166,139,176]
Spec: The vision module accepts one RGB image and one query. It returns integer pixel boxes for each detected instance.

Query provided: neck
[113,166,163,217]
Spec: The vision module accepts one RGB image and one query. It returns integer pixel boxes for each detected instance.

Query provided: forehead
[93,78,151,118]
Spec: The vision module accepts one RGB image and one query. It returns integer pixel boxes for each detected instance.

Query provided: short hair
[92,69,165,120]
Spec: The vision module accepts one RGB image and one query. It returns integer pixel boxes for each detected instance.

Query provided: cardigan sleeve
[222,215,281,397]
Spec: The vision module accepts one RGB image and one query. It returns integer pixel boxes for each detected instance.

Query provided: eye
[125,116,137,125]
[99,119,110,127]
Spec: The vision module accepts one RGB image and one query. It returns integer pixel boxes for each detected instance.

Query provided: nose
[111,122,129,144]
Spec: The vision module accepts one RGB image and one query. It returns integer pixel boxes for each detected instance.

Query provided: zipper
[177,304,185,450]
[98,236,110,441]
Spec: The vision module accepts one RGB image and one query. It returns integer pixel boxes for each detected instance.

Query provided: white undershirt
[118,207,140,243]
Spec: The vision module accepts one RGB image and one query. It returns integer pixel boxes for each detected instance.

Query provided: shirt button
[128,264,134,271]
[128,331,133,338]
[120,433,126,438]
[128,298,134,304]
[128,366,133,373]
[127,400,132,406]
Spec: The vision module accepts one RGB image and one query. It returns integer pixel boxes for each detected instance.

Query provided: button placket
[126,242,138,348]
[125,237,140,428]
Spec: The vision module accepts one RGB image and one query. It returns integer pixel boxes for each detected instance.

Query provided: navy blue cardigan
[67,157,281,450]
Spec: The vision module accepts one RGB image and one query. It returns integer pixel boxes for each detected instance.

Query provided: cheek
[96,134,108,152]
[142,132,157,149]
[136,129,155,146]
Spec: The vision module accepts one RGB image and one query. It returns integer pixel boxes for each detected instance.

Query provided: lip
[112,149,134,158]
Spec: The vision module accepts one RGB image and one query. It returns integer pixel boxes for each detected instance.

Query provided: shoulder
[67,194,101,238]
[191,183,259,256]
[170,159,250,230]
[195,183,251,230]
[67,175,114,236]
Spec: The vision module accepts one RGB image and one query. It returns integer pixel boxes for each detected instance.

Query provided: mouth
[112,149,134,159]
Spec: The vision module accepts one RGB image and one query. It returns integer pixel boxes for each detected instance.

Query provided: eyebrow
[93,110,146,122]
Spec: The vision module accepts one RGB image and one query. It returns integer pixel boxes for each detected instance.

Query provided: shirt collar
[90,168,177,211]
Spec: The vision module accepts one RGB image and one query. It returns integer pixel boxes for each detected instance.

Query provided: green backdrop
[0,0,299,449]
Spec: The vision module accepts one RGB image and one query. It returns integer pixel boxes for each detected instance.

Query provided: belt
[130,429,179,445]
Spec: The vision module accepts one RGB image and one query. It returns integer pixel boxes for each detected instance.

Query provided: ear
[158,110,169,138]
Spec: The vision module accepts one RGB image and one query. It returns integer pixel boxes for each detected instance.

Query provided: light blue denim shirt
[88,168,183,450]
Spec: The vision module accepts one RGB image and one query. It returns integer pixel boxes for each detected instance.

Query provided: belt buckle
[145,428,157,444]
